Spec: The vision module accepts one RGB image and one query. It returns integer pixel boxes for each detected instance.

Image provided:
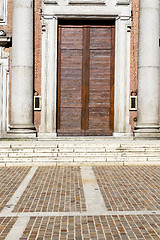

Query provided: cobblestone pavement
[93,166,160,211]
[0,165,160,239]
[0,217,17,239]
[0,167,30,212]
[13,167,86,213]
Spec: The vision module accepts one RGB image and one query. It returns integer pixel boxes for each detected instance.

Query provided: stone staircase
[0,138,160,165]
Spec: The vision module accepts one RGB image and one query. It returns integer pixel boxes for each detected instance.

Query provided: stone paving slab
[0,167,31,212]
[93,166,160,211]
[13,166,86,213]
[19,215,160,240]
[0,217,17,239]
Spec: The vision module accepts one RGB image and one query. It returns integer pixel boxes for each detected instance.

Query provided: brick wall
[130,0,139,131]
[34,0,42,131]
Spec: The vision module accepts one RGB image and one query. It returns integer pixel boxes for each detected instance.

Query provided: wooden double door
[57,20,115,136]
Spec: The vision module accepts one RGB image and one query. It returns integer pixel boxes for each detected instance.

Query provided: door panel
[57,21,115,136]
[90,27,112,49]
[57,26,83,134]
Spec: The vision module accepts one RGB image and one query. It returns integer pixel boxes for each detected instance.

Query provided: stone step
[1,149,160,155]
[1,143,160,148]
[0,140,160,163]
[1,143,160,147]
[1,148,160,153]
[1,156,159,164]
[1,151,160,157]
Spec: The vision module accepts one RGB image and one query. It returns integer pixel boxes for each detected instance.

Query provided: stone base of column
[7,124,37,139]
[134,125,160,139]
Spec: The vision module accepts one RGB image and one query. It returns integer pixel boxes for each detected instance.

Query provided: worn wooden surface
[57,21,115,136]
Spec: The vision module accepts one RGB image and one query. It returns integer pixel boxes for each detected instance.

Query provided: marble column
[134,0,160,138]
[10,0,36,136]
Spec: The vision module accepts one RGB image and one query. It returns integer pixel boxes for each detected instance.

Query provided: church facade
[0,0,159,139]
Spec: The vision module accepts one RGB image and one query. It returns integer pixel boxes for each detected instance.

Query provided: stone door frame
[0,0,7,25]
[0,47,9,138]
[39,1,131,138]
